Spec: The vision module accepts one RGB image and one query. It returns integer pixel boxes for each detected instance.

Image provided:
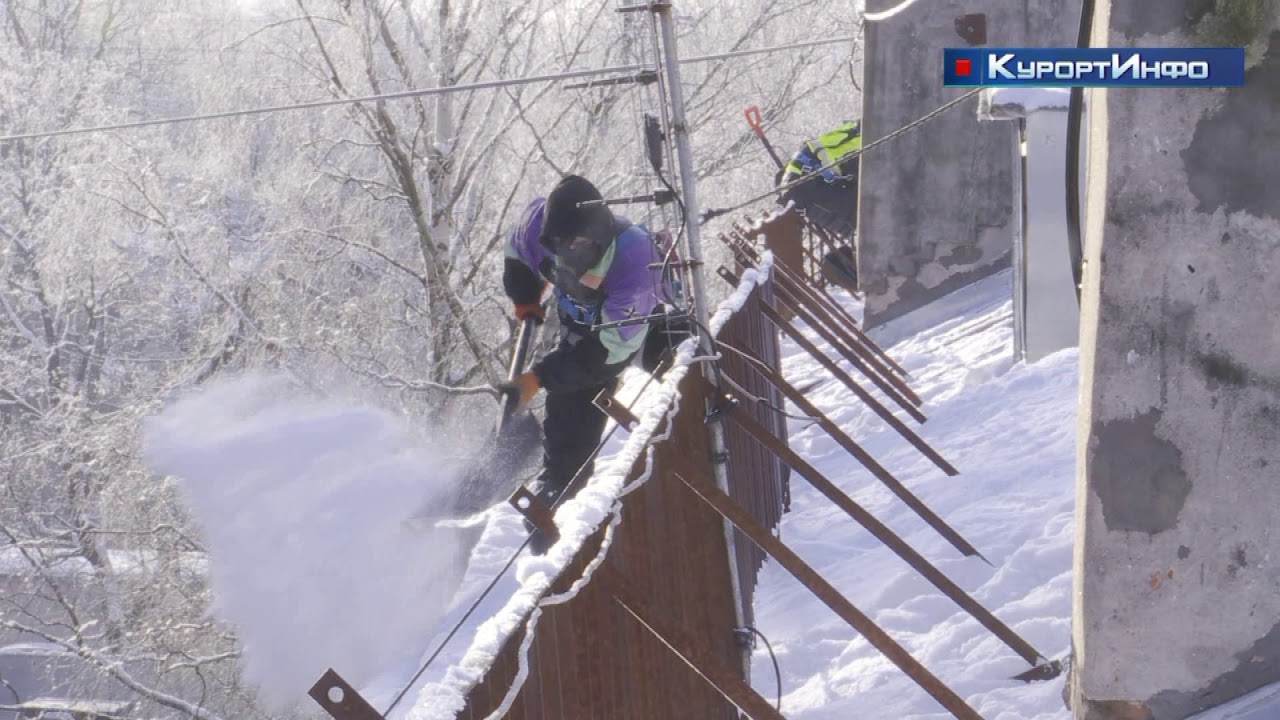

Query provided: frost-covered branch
[0,619,230,720]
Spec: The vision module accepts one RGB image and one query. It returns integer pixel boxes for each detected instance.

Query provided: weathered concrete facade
[1071,1,1280,718]
[858,0,1081,328]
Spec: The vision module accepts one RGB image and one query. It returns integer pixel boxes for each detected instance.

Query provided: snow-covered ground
[747,271,1079,719]
[748,269,1280,720]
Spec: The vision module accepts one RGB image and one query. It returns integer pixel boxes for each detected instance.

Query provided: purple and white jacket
[503,198,662,392]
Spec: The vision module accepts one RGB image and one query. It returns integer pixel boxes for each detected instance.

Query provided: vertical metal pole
[654,1,750,670]
[1011,118,1028,362]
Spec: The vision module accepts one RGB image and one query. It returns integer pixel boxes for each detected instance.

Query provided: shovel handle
[499,316,539,431]
[743,104,787,170]
[508,316,537,382]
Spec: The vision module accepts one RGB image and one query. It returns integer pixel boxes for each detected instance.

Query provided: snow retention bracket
[699,314,983,557]
[509,486,560,542]
[724,222,902,379]
[721,231,914,399]
[716,265,956,475]
[309,669,383,720]
[721,231,916,401]
[708,265,979,557]
[701,374,1044,666]
[671,469,985,720]
[594,388,640,433]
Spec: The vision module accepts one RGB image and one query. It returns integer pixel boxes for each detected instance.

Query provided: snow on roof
[398,254,775,720]
[1190,683,1280,720]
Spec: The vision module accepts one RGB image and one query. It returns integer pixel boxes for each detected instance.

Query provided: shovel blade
[449,412,543,516]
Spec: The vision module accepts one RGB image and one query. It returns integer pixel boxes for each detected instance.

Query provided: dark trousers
[536,378,617,507]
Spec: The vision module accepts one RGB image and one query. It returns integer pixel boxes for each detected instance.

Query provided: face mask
[553,235,606,276]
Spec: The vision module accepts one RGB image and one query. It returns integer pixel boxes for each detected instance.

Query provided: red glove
[497,371,541,414]
[514,303,545,324]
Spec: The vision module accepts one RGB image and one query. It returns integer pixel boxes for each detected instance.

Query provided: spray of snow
[144,373,470,714]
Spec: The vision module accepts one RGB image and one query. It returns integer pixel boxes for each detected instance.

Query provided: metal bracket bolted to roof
[309,669,383,720]
[509,486,560,543]
[594,388,641,433]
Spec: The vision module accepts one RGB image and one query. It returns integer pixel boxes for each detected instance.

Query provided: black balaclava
[539,175,614,276]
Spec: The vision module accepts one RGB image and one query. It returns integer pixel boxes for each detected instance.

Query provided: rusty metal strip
[723,236,918,399]
[716,259,922,420]
[726,239,922,408]
[672,471,984,720]
[718,336,981,559]
[721,265,931,430]
[723,232,910,379]
[770,276,924,410]
[594,388,641,433]
[510,486,560,543]
[713,378,1039,665]
[594,563,786,720]
[1013,659,1064,682]
[752,286,957,476]
[309,669,384,720]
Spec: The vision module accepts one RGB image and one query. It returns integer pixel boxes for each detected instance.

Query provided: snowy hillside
[748,271,1079,719]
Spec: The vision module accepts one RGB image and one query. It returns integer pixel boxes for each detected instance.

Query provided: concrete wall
[858,0,1081,328]
[1070,1,1280,717]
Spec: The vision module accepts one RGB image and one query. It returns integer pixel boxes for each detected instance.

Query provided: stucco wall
[1070,1,1280,717]
[859,0,1082,328]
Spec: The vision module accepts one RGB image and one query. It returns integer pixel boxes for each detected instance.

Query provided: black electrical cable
[645,106,698,365]
[740,625,783,711]
[1065,0,1096,306]
[702,88,983,223]
[644,8,695,323]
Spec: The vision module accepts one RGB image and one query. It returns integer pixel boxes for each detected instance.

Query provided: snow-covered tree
[0,0,862,715]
